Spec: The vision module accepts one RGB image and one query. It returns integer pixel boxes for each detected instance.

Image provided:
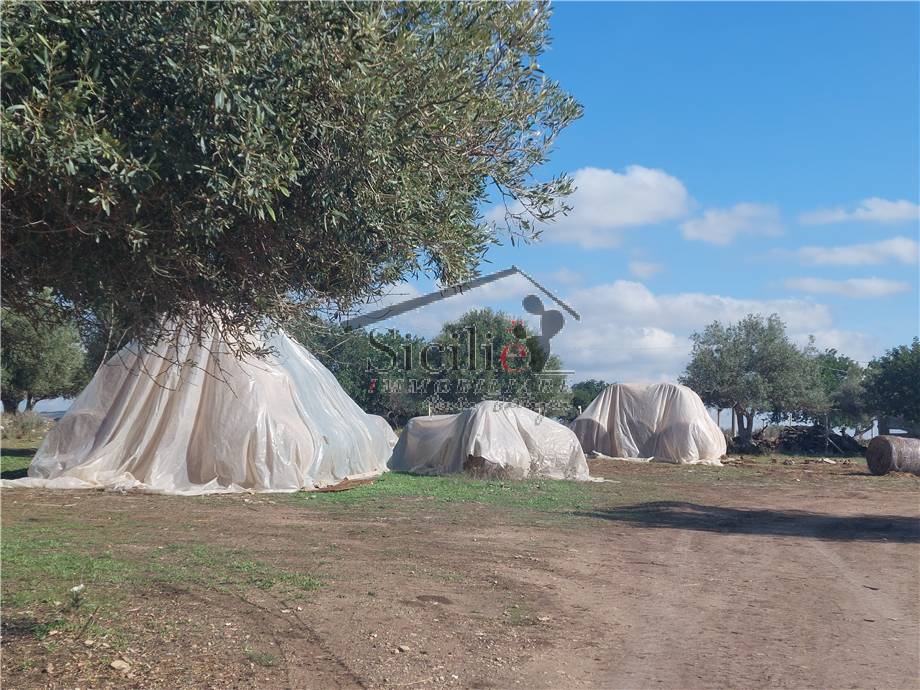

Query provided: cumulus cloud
[799,197,920,225]
[784,277,910,298]
[489,165,691,248]
[628,261,665,279]
[551,281,839,382]
[545,267,584,286]
[807,329,881,363]
[680,203,783,245]
[794,236,919,266]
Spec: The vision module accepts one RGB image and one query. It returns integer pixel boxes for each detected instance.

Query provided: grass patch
[503,603,537,627]
[291,471,602,512]
[244,648,278,667]
[1,524,324,612]
[151,543,324,592]
[0,532,135,607]
[1,438,38,479]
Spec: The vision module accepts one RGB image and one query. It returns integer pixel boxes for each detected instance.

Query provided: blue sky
[373,2,920,383]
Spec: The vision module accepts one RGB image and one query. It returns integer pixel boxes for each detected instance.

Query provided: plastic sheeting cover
[389,401,590,480]
[3,329,396,494]
[572,383,725,465]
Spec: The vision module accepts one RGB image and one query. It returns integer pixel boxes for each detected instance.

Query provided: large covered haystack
[389,401,590,480]
[3,328,396,494]
[572,383,726,465]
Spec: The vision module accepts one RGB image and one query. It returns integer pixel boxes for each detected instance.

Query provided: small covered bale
[866,435,920,476]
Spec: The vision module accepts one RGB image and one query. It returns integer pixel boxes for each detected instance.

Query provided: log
[866,435,920,476]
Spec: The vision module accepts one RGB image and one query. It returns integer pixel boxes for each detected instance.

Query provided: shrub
[1,411,52,440]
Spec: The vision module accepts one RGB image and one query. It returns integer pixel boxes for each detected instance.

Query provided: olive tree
[1,304,86,413]
[864,338,920,427]
[812,349,873,436]
[2,2,581,354]
[680,314,822,442]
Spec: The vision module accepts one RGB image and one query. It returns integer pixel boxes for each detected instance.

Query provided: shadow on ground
[575,501,920,543]
[1,448,36,457]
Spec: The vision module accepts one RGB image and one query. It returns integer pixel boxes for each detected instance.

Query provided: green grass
[1,438,37,479]
[244,648,278,667]
[150,543,324,592]
[288,471,604,512]
[1,523,324,609]
[0,532,136,607]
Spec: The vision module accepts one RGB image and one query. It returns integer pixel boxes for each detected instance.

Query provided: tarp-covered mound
[572,383,725,465]
[389,401,590,480]
[3,328,396,495]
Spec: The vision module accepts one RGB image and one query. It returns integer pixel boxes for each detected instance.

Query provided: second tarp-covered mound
[5,326,396,494]
[389,401,590,480]
[572,383,725,465]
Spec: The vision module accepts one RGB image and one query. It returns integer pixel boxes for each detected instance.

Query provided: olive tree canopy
[2,1,580,354]
[680,314,822,442]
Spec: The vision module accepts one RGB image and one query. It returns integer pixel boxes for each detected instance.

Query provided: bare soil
[2,455,918,689]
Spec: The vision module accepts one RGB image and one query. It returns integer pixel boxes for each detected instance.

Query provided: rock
[110,660,131,672]
[397,645,411,653]
[537,616,552,622]
[820,458,836,464]
[83,639,95,647]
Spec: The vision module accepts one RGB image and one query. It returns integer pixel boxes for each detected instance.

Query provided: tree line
[680,313,920,442]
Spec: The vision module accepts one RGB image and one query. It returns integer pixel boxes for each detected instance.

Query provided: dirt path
[3,460,918,689]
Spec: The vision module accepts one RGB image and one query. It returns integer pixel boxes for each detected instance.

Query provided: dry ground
[2,444,918,690]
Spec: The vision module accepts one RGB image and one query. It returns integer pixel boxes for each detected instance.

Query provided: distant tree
[2,2,581,357]
[571,379,608,416]
[864,338,920,427]
[680,314,821,442]
[812,349,872,436]
[1,304,86,413]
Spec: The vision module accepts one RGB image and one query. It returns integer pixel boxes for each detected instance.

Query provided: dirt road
[2,457,918,689]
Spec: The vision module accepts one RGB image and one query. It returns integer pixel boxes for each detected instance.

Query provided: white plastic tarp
[3,328,396,494]
[389,401,590,480]
[572,383,725,465]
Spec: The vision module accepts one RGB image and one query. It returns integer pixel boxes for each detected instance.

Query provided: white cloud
[545,267,584,286]
[680,203,783,245]
[552,280,840,383]
[628,260,665,279]
[807,329,880,363]
[794,236,919,266]
[784,276,910,298]
[800,197,920,225]
[489,165,691,248]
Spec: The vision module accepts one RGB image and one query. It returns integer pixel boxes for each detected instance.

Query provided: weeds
[244,648,278,667]
[0,412,52,440]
